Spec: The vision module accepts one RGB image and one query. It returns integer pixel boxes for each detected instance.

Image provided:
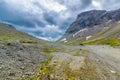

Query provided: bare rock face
[60,9,120,41]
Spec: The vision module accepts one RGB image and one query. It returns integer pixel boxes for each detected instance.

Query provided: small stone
[25,72,32,76]
[0,62,2,64]
[1,65,5,67]
[18,58,24,61]
[50,74,54,78]
[110,70,116,74]
[9,72,15,76]
[96,59,100,62]
[47,75,51,79]
[0,67,2,70]
[19,47,23,50]
[20,66,25,70]
[36,73,41,77]
[42,72,45,74]
[80,49,82,50]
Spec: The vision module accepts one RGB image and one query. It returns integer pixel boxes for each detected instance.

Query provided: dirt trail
[52,52,85,70]
[85,45,120,78]
[36,45,120,80]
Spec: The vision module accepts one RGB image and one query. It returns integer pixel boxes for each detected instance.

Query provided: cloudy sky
[0,0,120,41]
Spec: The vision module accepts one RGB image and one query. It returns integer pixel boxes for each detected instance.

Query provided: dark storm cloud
[56,0,92,13]
[101,0,120,10]
[0,1,45,28]
[43,12,58,25]
[0,0,120,41]
[81,0,92,8]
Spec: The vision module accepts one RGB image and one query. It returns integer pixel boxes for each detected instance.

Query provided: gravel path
[85,45,120,73]
[35,45,120,80]
[52,52,85,70]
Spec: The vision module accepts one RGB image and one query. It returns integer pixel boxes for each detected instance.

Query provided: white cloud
[37,0,67,12]
[39,36,61,41]
[15,24,62,41]
[59,11,71,20]
[36,24,62,36]
[92,0,102,9]
[4,0,43,15]
[16,24,62,34]
[4,0,67,13]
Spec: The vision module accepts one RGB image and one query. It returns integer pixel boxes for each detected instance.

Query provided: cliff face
[60,9,120,42]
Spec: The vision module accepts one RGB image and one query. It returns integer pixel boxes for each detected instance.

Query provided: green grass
[20,78,25,80]
[115,72,120,78]
[35,57,57,80]
[29,76,36,80]
[60,38,84,46]
[19,40,37,44]
[0,34,18,40]
[73,51,80,56]
[84,38,120,47]
[55,55,102,80]
[83,38,103,45]
[83,23,120,47]
[20,57,53,80]
[3,41,11,45]
[101,39,120,47]
[41,46,61,54]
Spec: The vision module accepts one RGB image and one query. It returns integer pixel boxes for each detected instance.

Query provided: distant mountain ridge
[59,9,120,42]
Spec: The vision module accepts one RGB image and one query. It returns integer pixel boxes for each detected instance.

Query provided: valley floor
[35,45,120,80]
[86,45,120,72]
[0,40,120,80]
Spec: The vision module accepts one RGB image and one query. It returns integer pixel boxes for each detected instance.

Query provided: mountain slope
[0,23,62,79]
[83,22,120,46]
[59,9,120,43]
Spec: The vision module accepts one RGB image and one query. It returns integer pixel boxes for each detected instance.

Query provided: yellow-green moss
[102,39,120,47]
[3,41,11,45]
[84,38,120,47]
[20,78,25,80]
[29,76,36,80]
[115,72,120,78]
[35,57,56,80]
[0,34,18,40]
[73,51,80,56]
[19,40,37,44]
[42,46,60,54]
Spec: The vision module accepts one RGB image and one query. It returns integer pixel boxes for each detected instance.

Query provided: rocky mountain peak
[60,9,120,41]
[66,10,107,34]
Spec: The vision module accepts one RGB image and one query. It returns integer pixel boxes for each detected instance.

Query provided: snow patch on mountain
[60,38,67,42]
[86,35,92,40]
[73,28,88,37]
